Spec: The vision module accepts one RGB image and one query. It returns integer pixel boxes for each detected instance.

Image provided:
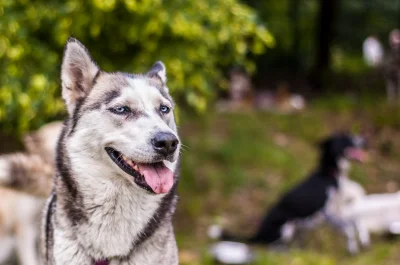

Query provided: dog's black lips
[105,147,155,193]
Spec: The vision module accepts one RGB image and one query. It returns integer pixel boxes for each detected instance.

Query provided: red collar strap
[94,260,109,265]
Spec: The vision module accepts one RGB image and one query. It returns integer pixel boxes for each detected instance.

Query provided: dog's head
[319,133,367,171]
[60,38,180,194]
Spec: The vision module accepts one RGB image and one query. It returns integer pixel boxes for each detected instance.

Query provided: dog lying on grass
[331,182,400,253]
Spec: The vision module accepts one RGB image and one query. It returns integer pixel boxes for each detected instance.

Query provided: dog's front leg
[343,224,359,255]
[356,221,370,248]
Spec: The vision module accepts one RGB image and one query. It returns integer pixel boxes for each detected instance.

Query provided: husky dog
[29,38,181,265]
[0,122,62,265]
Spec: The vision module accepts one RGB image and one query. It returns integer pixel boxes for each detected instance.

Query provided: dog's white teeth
[122,155,133,165]
[126,160,134,167]
[120,154,139,171]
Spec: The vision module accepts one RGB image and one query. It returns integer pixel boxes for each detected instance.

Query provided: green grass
[175,98,400,265]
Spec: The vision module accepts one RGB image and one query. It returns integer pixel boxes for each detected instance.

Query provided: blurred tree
[244,0,400,93]
[329,0,400,91]
[243,0,318,88]
[289,0,301,72]
[0,0,274,133]
[309,0,339,90]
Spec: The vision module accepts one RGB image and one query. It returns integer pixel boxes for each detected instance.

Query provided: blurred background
[2,0,400,264]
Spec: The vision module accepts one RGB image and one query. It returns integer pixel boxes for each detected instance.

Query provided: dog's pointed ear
[61,38,100,115]
[147,61,167,89]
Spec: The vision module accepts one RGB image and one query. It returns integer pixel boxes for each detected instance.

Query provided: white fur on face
[67,76,180,180]
[102,78,179,163]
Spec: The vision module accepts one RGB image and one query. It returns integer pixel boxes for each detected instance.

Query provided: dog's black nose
[152,132,179,156]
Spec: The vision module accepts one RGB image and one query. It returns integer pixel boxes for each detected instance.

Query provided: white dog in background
[325,174,366,254]
[337,188,400,253]
[328,162,400,254]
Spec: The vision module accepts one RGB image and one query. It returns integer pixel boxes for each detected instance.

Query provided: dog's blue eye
[110,106,131,114]
[160,105,170,114]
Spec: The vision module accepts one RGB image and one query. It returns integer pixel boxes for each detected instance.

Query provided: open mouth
[105,147,174,194]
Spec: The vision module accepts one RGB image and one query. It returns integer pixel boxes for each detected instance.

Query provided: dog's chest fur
[54,156,170,259]
[78,182,162,258]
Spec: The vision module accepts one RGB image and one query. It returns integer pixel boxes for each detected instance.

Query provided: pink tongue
[139,163,174,194]
[346,148,367,162]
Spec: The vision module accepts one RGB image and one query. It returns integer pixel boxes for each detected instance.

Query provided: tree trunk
[310,0,339,90]
[398,0,400,28]
[289,0,301,72]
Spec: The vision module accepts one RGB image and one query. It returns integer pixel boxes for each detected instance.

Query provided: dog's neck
[338,158,350,178]
[318,152,350,179]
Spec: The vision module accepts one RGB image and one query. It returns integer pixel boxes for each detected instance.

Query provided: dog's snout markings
[151,132,179,156]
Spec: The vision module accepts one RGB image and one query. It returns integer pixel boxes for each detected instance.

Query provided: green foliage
[0,0,274,133]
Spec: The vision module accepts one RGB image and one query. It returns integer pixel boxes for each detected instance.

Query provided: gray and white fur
[42,38,181,265]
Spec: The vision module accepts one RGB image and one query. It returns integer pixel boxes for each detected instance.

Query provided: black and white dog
[249,134,366,245]
[212,134,367,261]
